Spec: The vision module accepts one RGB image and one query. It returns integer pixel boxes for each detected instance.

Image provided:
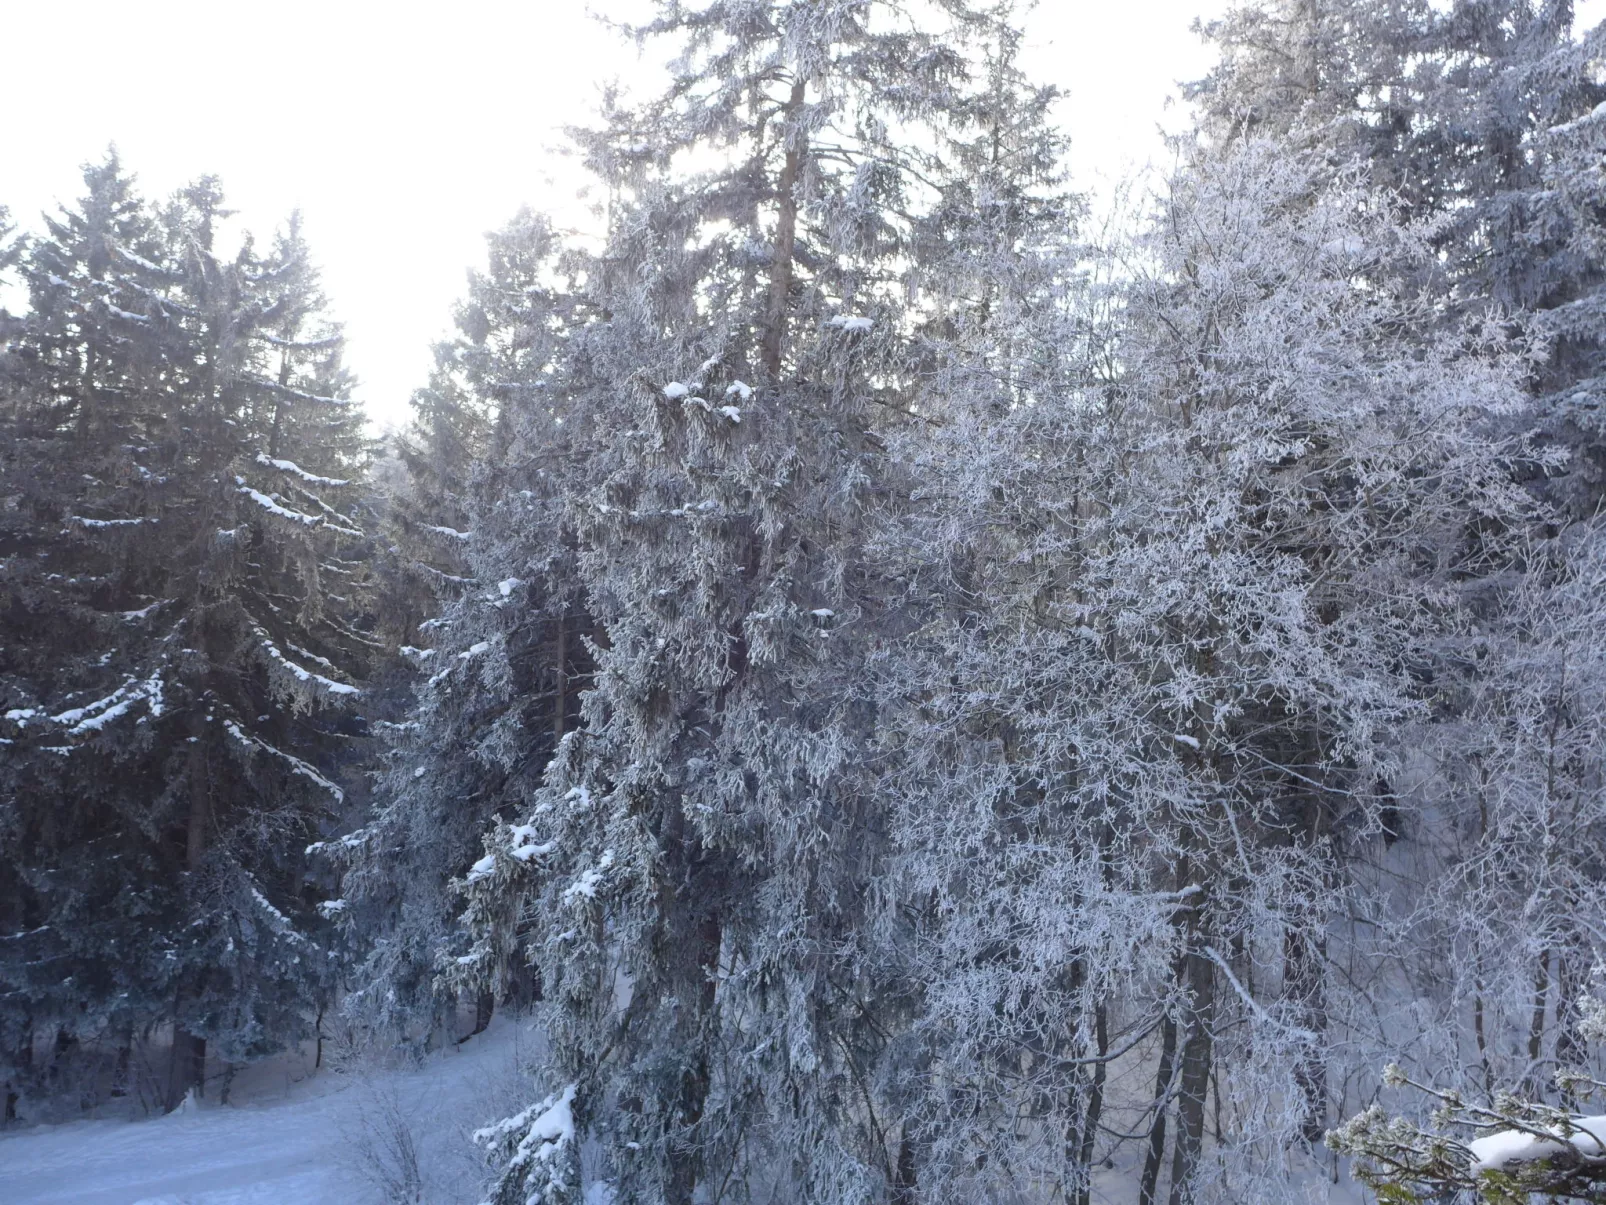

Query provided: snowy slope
[0,1017,544,1205]
[0,1010,1374,1205]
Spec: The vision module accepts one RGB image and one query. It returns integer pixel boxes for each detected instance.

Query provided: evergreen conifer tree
[0,157,376,1115]
[331,209,587,1038]
[423,5,1092,1203]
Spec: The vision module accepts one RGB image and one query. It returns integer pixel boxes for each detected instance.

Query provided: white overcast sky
[7,1,1602,428]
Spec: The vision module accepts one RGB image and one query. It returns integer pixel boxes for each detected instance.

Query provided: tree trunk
[1474,983,1493,1096]
[471,989,495,1039]
[665,909,722,1205]
[269,349,290,458]
[508,945,543,1008]
[1072,998,1109,1205]
[1525,947,1551,1096]
[553,611,567,745]
[167,725,212,1112]
[110,1025,133,1098]
[760,77,807,379]
[1285,924,1328,1144]
[1167,943,1216,1205]
[1558,943,1585,1107]
[5,1020,32,1122]
[165,1020,206,1112]
[892,1131,918,1205]
[1138,993,1180,1205]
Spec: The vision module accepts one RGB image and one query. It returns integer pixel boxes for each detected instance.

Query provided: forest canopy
[6,3,1606,1203]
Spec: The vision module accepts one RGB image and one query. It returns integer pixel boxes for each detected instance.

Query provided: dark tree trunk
[471,989,495,1039]
[507,946,543,1008]
[1138,994,1180,1205]
[1167,945,1216,1205]
[1285,924,1328,1144]
[760,77,808,379]
[1525,947,1552,1097]
[110,1026,133,1098]
[665,908,722,1205]
[46,1027,76,1095]
[1072,998,1109,1205]
[167,726,212,1112]
[892,1130,918,1205]
[5,1021,32,1123]
[165,1026,206,1112]
[553,611,567,745]
[1558,942,1586,1107]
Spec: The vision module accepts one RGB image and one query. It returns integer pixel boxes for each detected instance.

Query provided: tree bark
[165,1020,206,1112]
[760,77,807,380]
[1285,924,1328,1144]
[665,909,722,1205]
[470,989,495,1040]
[111,1025,133,1099]
[1167,943,1216,1205]
[167,724,212,1112]
[553,611,567,745]
[1558,943,1585,1107]
[1526,947,1551,1096]
[892,1131,918,1205]
[3,1022,26,1123]
[1072,998,1109,1205]
[1138,992,1180,1205]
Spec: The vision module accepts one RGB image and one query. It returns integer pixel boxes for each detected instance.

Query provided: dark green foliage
[0,155,378,1115]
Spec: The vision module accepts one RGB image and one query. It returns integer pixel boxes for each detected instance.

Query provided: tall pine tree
[0,157,376,1115]
[426,5,1079,1202]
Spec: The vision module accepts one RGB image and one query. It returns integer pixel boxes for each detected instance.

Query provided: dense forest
[7,1,1606,1201]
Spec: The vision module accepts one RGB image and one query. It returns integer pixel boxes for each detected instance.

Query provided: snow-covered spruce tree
[377,245,503,640]
[442,5,1071,1202]
[1192,1,1606,514]
[329,209,588,1039]
[871,140,1544,1203]
[0,204,32,1123]
[0,158,376,1114]
[1,157,203,1113]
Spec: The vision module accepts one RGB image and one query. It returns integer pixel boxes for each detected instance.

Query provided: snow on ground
[0,1016,545,1205]
[0,1009,1373,1205]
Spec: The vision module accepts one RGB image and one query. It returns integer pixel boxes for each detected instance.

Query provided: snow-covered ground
[2,1011,1375,1205]
[0,1017,544,1205]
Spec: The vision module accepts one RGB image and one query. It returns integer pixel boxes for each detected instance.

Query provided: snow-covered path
[0,1019,541,1205]
[3,1078,356,1204]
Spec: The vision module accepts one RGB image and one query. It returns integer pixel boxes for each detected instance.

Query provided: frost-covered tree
[871,138,1545,1203]
[1370,513,1606,1105]
[0,157,376,1114]
[1186,5,1606,1162]
[331,209,589,1039]
[424,4,1084,1203]
[1192,0,1606,512]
